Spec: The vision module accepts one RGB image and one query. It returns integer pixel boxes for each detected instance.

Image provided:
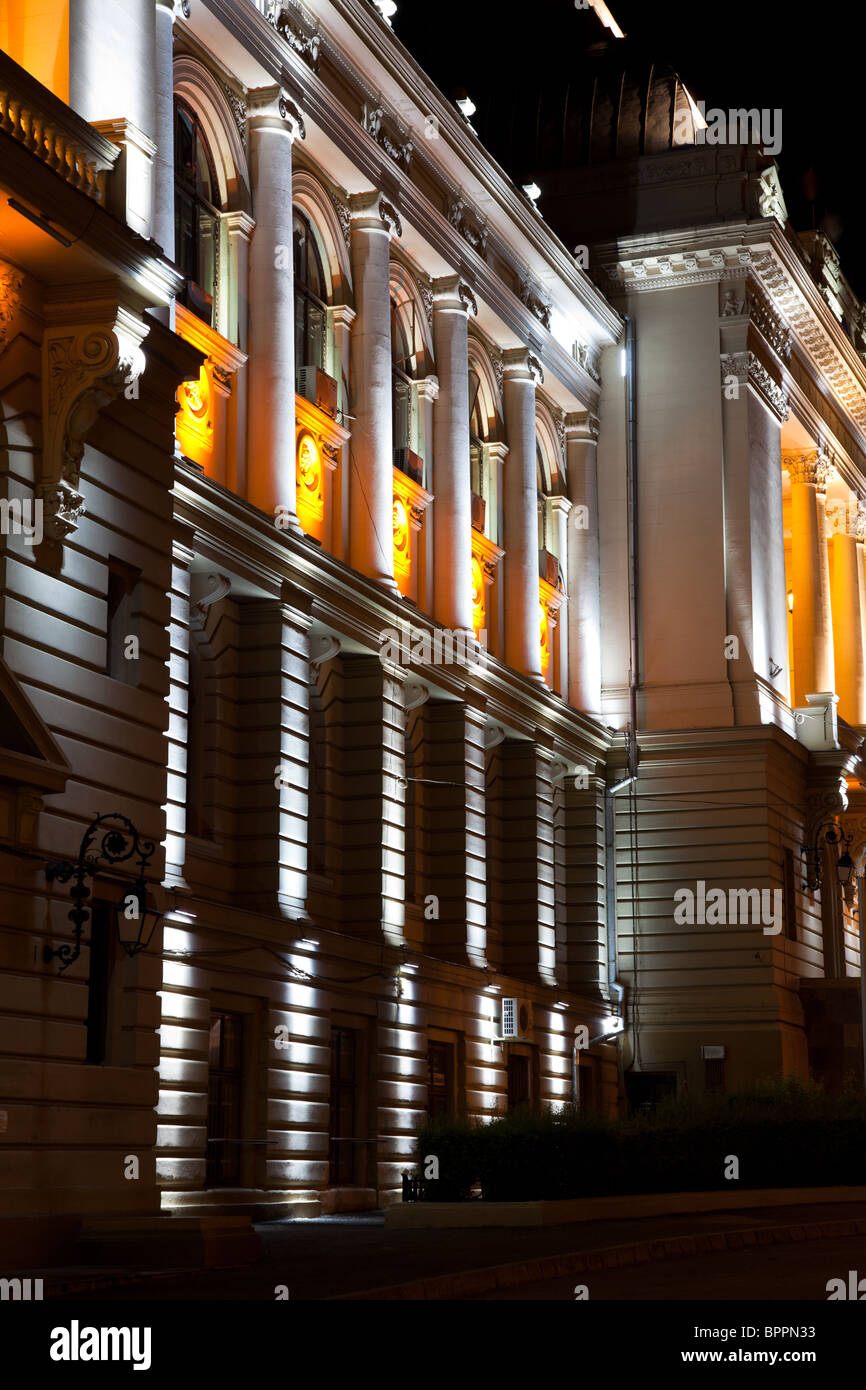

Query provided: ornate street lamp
[44,812,162,972]
[802,821,855,895]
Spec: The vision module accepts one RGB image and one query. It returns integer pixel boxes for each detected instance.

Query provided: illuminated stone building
[477,42,866,1105]
[2,1,866,1258]
[0,0,622,1249]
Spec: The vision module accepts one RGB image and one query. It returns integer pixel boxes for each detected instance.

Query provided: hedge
[411,1081,866,1201]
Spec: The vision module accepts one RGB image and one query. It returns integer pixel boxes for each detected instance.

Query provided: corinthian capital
[41,296,149,540]
[783,448,834,488]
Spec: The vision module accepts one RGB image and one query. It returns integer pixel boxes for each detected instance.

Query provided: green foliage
[411,1080,866,1201]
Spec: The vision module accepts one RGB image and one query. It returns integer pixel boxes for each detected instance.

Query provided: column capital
[826,497,866,540]
[247,85,305,140]
[327,303,357,330]
[432,275,477,317]
[783,447,834,488]
[349,190,402,237]
[415,374,440,403]
[224,209,256,241]
[502,347,544,385]
[564,410,600,442]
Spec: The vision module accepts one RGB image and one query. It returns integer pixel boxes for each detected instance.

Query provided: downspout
[601,314,639,1098]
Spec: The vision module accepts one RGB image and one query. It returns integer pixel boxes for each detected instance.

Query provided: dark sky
[392,0,866,297]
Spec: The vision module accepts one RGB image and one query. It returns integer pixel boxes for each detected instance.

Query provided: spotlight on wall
[522,182,542,204]
[456,94,477,120]
[373,0,397,22]
[787,589,794,613]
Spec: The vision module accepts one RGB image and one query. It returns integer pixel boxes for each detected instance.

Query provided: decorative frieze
[747,283,792,361]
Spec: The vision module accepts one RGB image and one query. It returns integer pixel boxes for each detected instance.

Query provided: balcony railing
[0,51,120,206]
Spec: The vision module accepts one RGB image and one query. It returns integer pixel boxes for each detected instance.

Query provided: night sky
[392,0,866,297]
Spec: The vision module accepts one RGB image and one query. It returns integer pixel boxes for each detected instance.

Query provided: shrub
[409,1081,866,1201]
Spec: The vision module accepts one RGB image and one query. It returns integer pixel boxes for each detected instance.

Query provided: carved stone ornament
[362,100,412,167]
[40,303,148,540]
[222,83,248,151]
[278,92,306,140]
[0,262,23,352]
[448,196,489,254]
[328,190,351,250]
[783,447,834,488]
[379,199,402,238]
[458,282,478,317]
[267,3,321,70]
[519,278,552,331]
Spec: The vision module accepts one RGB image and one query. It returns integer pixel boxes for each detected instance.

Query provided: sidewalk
[28,1200,866,1301]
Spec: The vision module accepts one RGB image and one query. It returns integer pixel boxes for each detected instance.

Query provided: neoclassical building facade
[1,2,865,1253]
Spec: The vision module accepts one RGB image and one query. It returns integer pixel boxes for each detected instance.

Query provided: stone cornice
[173,459,613,759]
[597,221,866,456]
[198,0,619,394]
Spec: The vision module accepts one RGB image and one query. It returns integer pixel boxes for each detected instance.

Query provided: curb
[43,1267,203,1299]
[337,1215,866,1300]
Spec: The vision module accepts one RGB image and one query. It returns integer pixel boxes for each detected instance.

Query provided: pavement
[28,1200,866,1301]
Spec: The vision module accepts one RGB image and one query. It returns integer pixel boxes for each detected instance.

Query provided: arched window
[391,293,418,461]
[293,209,328,381]
[174,99,222,325]
[536,429,564,586]
[469,367,487,532]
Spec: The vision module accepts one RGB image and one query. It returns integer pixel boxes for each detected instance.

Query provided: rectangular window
[329,1026,358,1186]
[106,558,142,685]
[85,901,116,1065]
[427,1040,455,1120]
[206,1010,244,1186]
[507,1052,532,1111]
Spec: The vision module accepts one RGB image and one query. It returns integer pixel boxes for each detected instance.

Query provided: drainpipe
[600,314,640,1104]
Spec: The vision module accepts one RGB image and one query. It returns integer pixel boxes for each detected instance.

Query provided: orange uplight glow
[787,589,794,614]
[393,497,410,577]
[176,365,213,464]
[471,555,485,638]
[539,600,550,679]
[296,430,324,533]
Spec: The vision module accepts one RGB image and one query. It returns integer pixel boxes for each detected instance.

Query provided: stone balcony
[0,50,120,207]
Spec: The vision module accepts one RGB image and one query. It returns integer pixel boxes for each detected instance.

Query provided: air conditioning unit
[297,366,338,417]
[395,447,424,484]
[500,998,533,1040]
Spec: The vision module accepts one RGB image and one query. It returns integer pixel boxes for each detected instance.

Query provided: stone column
[485,737,556,984]
[785,449,835,703]
[415,698,487,969]
[565,412,602,717]
[246,87,304,530]
[153,0,176,263]
[502,349,544,681]
[349,192,400,591]
[828,499,866,725]
[225,211,255,495]
[235,589,312,918]
[326,303,357,563]
[550,493,572,695]
[432,276,476,635]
